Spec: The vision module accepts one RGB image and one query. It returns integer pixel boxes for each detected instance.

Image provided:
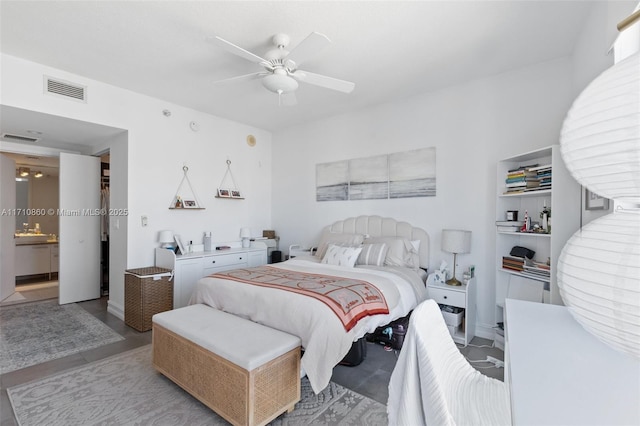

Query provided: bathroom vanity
[15,238,59,279]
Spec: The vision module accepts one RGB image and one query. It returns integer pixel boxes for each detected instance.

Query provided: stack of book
[504,164,538,194]
[524,164,552,192]
[522,260,551,280]
[502,256,524,272]
[496,220,524,232]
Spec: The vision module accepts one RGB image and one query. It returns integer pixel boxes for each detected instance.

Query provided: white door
[59,152,100,304]
[0,154,16,301]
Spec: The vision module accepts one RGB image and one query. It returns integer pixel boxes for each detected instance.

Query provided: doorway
[0,105,127,308]
[0,152,60,306]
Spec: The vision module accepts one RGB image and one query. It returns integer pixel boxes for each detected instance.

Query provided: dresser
[155,242,267,309]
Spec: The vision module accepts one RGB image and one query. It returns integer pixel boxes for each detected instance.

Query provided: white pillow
[321,244,363,267]
[356,243,389,266]
[366,236,420,268]
[315,232,365,260]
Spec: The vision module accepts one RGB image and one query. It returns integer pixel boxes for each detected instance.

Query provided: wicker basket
[125,267,173,332]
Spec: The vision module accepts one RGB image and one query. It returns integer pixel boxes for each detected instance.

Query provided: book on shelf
[504,188,526,194]
[527,164,552,172]
[524,186,551,192]
[496,220,524,226]
[496,220,524,232]
[497,225,521,232]
[507,164,538,173]
[502,256,525,271]
[505,164,550,193]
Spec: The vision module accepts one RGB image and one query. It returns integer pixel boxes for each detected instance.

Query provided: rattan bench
[152,304,301,426]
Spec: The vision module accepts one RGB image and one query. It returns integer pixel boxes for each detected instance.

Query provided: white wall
[272,57,575,338]
[1,54,273,317]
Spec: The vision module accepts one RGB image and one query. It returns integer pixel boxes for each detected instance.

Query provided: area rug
[0,299,124,374]
[8,345,388,426]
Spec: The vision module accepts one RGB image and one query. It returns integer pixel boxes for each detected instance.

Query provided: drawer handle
[239,257,243,260]
[211,260,216,264]
[443,295,448,299]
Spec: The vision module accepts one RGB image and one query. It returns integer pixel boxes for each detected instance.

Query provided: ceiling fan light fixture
[262,72,298,94]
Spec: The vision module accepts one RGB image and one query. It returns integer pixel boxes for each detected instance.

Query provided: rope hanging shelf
[169,165,205,210]
[216,159,244,199]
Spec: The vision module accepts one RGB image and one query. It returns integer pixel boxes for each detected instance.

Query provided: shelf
[497,231,551,238]
[215,196,245,200]
[170,165,204,210]
[499,189,552,198]
[500,268,550,283]
[168,207,205,210]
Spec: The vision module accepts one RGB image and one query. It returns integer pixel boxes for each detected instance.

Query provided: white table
[505,299,640,425]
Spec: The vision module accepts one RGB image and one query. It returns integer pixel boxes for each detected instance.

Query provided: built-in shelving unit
[494,145,580,349]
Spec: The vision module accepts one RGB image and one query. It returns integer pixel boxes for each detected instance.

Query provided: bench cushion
[152,304,301,371]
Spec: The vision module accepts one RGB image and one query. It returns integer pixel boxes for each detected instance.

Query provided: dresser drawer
[202,252,248,275]
[429,287,466,308]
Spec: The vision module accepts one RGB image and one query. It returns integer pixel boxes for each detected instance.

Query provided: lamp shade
[558,44,640,359]
[557,211,640,358]
[560,51,640,203]
[441,229,471,254]
[158,230,174,244]
[240,227,251,239]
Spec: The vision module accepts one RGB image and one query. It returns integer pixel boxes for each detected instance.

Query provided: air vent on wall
[1,133,40,143]
[44,76,87,102]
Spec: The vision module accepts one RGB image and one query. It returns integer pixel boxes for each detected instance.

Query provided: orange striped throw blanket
[208,266,389,331]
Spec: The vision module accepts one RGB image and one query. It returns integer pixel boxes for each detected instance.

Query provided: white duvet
[189,257,427,394]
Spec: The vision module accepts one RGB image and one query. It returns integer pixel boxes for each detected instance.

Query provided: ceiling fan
[209,32,355,105]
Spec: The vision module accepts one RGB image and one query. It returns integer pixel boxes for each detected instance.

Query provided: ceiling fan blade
[207,36,268,64]
[213,72,267,84]
[286,32,331,68]
[292,70,355,93]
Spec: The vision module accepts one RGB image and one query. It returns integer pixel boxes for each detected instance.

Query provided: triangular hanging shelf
[216,159,244,199]
[169,165,205,209]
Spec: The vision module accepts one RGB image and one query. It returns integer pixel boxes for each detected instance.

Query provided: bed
[189,215,430,393]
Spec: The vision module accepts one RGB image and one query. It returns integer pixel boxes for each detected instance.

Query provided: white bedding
[190,257,427,394]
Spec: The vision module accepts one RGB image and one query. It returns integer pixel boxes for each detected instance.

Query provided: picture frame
[183,200,196,207]
[585,188,609,211]
[231,190,242,198]
[174,235,186,254]
[217,188,230,197]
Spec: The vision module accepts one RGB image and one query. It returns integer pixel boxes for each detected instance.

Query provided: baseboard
[107,300,124,321]
[475,322,499,342]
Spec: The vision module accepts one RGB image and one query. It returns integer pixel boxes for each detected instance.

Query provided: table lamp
[158,230,174,249]
[240,227,251,248]
[441,229,471,286]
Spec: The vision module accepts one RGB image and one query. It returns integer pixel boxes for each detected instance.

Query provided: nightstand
[427,277,476,346]
[288,244,313,259]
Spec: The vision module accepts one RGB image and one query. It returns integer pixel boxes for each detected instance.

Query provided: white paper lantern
[557,212,640,357]
[559,46,640,359]
[560,51,640,203]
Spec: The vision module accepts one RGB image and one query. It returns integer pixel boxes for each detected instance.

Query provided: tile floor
[1,297,504,425]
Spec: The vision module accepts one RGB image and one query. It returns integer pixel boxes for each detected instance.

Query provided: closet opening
[100,152,110,296]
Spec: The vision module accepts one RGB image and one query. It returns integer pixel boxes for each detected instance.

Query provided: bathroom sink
[14,234,50,244]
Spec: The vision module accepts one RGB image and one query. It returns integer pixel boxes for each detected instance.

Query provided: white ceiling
[1,1,597,134]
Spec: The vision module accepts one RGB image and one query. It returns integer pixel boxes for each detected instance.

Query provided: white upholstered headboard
[320,215,430,270]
